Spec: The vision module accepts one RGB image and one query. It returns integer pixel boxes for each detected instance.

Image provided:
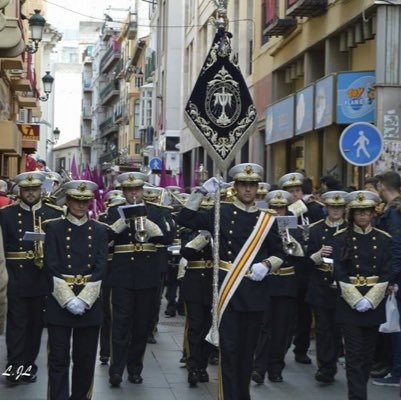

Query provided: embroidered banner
[184,33,257,171]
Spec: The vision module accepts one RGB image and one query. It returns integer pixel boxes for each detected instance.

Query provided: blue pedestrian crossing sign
[339,122,383,167]
[149,157,162,170]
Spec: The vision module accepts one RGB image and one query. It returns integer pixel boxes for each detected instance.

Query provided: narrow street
[0,300,398,400]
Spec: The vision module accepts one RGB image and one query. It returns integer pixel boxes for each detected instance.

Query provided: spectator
[0,180,12,207]
[364,177,380,193]
[320,175,343,192]
[36,159,51,172]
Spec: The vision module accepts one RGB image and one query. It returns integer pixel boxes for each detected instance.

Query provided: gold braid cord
[77,281,101,308]
[365,282,389,309]
[339,281,364,308]
[52,277,75,307]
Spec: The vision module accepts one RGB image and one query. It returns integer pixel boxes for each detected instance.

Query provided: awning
[17,95,38,108]
[10,78,31,92]
[0,120,22,155]
[0,56,24,70]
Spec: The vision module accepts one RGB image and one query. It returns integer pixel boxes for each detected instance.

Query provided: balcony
[83,76,92,91]
[99,116,118,138]
[100,41,121,74]
[99,149,119,164]
[83,106,92,120]
[125,19,138,40]
[263,17,297,37]
[100,81,119,106]
[286,0,327,17]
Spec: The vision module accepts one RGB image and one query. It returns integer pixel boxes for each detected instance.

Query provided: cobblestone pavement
[0,305,398,399]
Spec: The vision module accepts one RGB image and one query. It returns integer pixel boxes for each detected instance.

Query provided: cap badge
[244,165,254,175]
[77,183,87,192]
[27,174,33,182]
[356,192,366,203]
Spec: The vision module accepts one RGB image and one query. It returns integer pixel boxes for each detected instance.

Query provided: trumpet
[32,210,44,269]
[280,228,297,255]
[132,196,149,243]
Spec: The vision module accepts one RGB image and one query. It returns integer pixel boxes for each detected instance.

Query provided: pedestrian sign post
[339,122,383,167]
[149,157,162,170]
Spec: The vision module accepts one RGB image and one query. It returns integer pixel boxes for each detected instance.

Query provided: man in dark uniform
[252,189,303,384]
[0,172,64,384]
[97,190,125,364]
[307,190,348,384]
[177,163,284,400]
[43,179,108,400]
[107,172,174,387]
[278,172,325,365]
[180,195,214,387]
[333,190,391,399]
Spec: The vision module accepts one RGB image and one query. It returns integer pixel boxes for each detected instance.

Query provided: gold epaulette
[0,202,18,210]
[221,201,234,204]
[42,216,65,226]
[373,227,392,238]
[258,208,277,216]
[309,219,325,229]
[333,227,348,236]
[44,203,65,212]
[93,220,110,228]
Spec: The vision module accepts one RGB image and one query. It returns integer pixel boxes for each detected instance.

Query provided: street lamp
[26,10,46,54]
[39,71,54,102]
[46,127,60,148]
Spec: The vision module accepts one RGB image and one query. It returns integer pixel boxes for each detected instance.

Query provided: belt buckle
[74,275,84,285]
[205,261,212,268]
[357,276,367,286]
[26,250,35,259]
[134,243,143,252]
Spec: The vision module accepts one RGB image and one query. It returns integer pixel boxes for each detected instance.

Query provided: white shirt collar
[353,223,373,234]
[67,213,88,226]
[19,200,42,212]
[233,197,259,213]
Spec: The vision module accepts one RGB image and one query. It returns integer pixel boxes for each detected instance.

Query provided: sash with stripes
[217,211,275,326]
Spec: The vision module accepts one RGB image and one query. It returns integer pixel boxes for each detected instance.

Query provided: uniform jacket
[107,201,175,289]
[306,218,347,308]
[180,228,213,305]
[333,225,391,326]
[0,201,64,297]
[176,194,285,312]
[43,214,108,327]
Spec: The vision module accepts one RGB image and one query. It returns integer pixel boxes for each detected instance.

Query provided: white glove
[202,177,220,194]
[249,262,269,281]
[66,297,87,315]
[355,298,372,312]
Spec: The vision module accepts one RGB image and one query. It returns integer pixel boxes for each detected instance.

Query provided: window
[134,99,140,139]
[139,88,153,129]
[166,136,179,151]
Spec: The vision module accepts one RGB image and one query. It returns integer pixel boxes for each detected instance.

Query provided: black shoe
[251,370,264,384]
[198,369,209,383]
[5,371,20,386]
[177,308,185,316]
[179,355,187,364]
[315,371,334,384]
[268,374,283,383]
[147,335,157,344]
[21,373,37,383]
[99,356,109,365]
[165,307,176,317]
[295,354,312,364]
[188,370,199,386]
[128,374,143,384]
[208,355,219,366]
[109,373,122,387]
[371,366,392,378]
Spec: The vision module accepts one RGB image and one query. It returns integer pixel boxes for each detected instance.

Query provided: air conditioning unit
[17,108,29,123]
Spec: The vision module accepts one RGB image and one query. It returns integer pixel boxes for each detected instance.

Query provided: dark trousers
[342,324,378,400]
[254,296,296,377]
[147,273,165,336]
[47,325,100,400]
[99,286,111,358]
[373,332,392,368]
[314,306,338,377]
[219,308,264,400]
[293,287,312,356]
[109,287,157,377]
[6,294,44,375]
[185,301,213,371]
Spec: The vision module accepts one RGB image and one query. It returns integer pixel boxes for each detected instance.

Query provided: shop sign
[18,124,40,140]
[336,71,376,124]
[295,84,314,135]
[315,74,334,129]
[265,95,294,145]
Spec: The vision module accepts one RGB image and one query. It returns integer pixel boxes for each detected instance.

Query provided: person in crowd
[176,163,285,399]
[43,180,108,400]
[252,189,303,384]
[0,229,7,336]
[372,171,401,386]
[0,179,12,207]
[333,190,391,399]
[278,172,325,365]
[0,172,64,384]
[307,191,348,384]
[107,172,174,387]
[320,175,343,192]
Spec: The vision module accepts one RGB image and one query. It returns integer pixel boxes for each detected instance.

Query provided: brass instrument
[32,210,44,269]
[133,197,149,243]
[280,228,297,255]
